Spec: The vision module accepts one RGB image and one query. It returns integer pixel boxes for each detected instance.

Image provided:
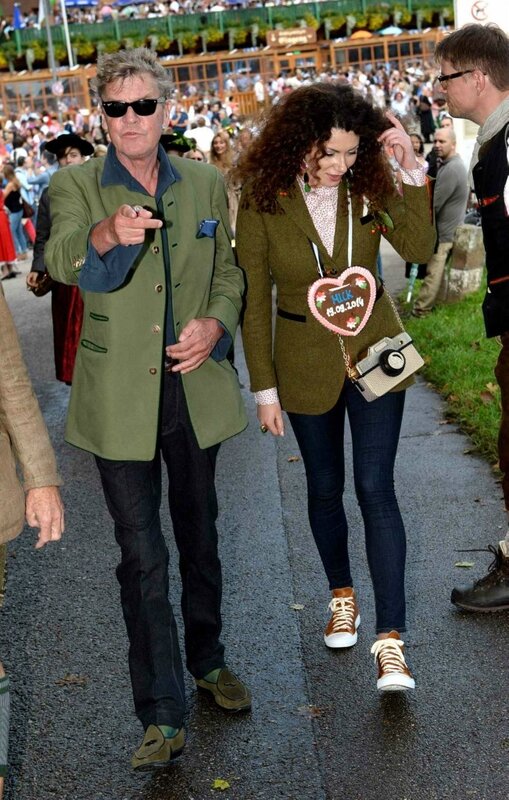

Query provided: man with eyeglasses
[433,23,509,613]
[45,47,250,769]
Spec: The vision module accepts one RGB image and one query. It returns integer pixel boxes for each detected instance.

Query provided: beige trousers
[413,241,453,316]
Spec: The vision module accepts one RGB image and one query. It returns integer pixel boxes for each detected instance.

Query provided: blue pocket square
[197,219,219,238]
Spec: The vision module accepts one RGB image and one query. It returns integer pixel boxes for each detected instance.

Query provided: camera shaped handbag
[352,332,424,402]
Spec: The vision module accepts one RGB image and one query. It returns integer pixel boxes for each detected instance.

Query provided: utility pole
[42,0,63,122]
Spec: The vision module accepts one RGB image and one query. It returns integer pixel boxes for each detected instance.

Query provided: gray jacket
[434,154,469,242]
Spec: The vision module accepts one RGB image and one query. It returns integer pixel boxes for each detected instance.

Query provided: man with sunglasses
[45,48,250,769]
[433,24,509,613]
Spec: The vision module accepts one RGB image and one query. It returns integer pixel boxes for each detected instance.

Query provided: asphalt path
[1,242,508,800]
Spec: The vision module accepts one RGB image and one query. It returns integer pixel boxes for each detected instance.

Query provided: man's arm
[30,188,51,273]
[46,167,162,291]
[27,171,49,189]
[25,486,64,549]
[0,287,64,547]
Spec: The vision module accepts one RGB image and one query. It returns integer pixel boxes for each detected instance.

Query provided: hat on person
[160,130,194,154]
[408,129,424,143]
[44,133,94,158]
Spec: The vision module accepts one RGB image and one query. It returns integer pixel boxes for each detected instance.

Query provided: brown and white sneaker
[323,587,360,648]
[370,631,415,692]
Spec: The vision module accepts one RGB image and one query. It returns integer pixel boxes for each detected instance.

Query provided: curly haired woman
[235,83,435,692]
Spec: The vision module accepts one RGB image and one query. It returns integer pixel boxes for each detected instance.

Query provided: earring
[303,171,311,193]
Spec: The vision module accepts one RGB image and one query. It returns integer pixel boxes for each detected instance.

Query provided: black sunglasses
[436,69,475,85]
[101,98,165,118]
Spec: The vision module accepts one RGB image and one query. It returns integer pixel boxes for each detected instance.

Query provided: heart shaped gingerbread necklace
[308,268,376,335]
[307,189,376,336]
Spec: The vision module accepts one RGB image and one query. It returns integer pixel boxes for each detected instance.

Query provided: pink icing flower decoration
[355,277,368,289]
[346,316,358,329]
[315,291,327,307]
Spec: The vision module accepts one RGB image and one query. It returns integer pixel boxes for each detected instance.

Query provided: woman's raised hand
[378,111,419,171]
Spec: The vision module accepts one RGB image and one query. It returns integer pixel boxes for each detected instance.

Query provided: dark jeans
[95,372,224,730]
[288,382,407,633]
[495,332,509,510]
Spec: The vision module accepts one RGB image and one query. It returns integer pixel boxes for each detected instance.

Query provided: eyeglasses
[101,98,165,118]
[436,69,475,85]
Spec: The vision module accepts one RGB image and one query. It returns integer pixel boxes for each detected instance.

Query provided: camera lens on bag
[380,349,406,376]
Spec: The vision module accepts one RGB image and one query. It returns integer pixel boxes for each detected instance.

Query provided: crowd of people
[1,57,452,368]
[1,21,509,795]
[2,0,388,33]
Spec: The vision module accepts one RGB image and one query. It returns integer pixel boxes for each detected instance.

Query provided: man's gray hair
[91,47,173,99]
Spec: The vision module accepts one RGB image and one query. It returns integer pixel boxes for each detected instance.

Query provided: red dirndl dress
[0,191,16,263]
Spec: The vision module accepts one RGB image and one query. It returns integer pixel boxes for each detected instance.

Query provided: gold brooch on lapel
[71,256,86,272]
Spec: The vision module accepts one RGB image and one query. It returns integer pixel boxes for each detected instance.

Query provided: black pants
[95,372,224,729]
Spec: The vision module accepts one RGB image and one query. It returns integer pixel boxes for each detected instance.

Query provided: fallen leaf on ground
[480,391,494,404]
[297,705,324,718]
[287,455,300,462]
[485,382,499,395]
[454,561,475,568]
[55,673,88,687]
[212,778,230,791]
[290,603,304,610]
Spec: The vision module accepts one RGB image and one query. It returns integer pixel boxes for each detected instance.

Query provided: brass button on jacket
[151,245,160,255]
[149,367,157,375]
[155,284,163,293]
[152,324,161,334]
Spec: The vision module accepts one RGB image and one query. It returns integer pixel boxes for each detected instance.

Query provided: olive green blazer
[236,180,435,414]
[46,155,247,459]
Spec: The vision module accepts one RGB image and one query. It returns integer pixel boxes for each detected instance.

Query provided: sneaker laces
[327,596,356,633]
[457,544,509,587]
[370,638,407,674]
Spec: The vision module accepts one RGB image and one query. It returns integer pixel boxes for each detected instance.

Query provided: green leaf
[212,778,231,791]
[377,211,394,231]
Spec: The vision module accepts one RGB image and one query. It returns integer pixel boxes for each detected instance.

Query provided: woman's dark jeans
[95,372,225,730]
[288,382,407,633]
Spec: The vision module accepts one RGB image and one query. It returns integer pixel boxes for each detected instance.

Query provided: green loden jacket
[46,152,247,460]
[236,180,436,414]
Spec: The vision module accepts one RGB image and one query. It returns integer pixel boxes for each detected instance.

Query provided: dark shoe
[131,724,185,771]
[196,667,251,712]
[451,542,509,612]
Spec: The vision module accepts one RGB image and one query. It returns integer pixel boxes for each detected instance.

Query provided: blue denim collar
[101,144,180,201]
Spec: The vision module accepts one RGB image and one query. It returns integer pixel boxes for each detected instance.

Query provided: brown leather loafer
[196,667,251,712]
[131,724,185,771]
